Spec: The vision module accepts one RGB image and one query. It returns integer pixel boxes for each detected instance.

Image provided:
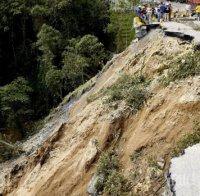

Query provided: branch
[0,139,16,149]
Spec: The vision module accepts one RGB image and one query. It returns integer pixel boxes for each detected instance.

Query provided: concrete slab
[168,143,200,196]
[162,22,200,46]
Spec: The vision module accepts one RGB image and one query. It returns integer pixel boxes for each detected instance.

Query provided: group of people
[133,2,172,39]
[186,4,200,21]
[134,2,172,25]
[133,1,200,39]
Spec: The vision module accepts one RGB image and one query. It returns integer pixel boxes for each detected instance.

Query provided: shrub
[87,93,100,103]
[147,155,160,170]
[97,151,119,176]
[161,51,200,86]
[95,175,105,194]
[130,148,142,163]
[105,74,149,111]
[173,122,200,156]
[95,151,119,193]
[95,151,131,195]
[125,86,147,109]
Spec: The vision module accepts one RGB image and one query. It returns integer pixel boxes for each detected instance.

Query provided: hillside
[1,22,200,195]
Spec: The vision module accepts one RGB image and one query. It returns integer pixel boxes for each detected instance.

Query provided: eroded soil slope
[1,29,200,196]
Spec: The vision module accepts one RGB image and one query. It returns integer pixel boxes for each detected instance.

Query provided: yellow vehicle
[196,5,200,13]
[196,4,200,21]
[133,15,160,39]
[133,16,147,39]
[133,16,146,27]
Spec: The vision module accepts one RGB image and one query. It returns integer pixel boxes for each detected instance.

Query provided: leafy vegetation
[0,132,23,163]
[160,51,200,86]
[0,77,32,133]
[0,0,138,162]
[108,11,135,52]
[95,151,131,195]
[104,170,130,196]
[147,155,161,170]
[0,0,113,137]
[87,92,101,103]
[105,74,149,111]
[173,122,200,156]
[130,148,143,163]
[97,151,119,176]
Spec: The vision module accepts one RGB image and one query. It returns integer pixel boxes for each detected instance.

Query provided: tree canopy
[0,0,111,137]
[0,77,32,132]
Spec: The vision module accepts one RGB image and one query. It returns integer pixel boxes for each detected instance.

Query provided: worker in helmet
[133,14,147,39]
[196,4,200,21]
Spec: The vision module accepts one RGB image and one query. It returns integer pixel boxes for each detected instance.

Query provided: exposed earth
[1,18,200,196]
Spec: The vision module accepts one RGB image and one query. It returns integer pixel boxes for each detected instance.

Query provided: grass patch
[104,74,149,111]
[160,51,200,86]
[87,92,101,103]
[95,151,131,195]
[130,147,144,163]
[104,170,131,196]
[147,155,160,170]
[173,122,200,157]
[97,151,119,176]
[61,78,96,105]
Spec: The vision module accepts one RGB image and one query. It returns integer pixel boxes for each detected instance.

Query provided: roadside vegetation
[160,51,200,86]
[87,92,101,104]
[130,147,143,163]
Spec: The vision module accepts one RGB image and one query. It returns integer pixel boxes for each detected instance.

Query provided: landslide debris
[1,28,200,196]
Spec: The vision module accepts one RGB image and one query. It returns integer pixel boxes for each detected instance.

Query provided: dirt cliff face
[1,29,200,196]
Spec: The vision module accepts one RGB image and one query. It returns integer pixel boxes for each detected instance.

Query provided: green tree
[47,0,110,40]
[0,0,111,141]
[62,52,89,88]
[37,24,62,54]
[62,35,108,90]
[0,77,32,131]
[75,35,108,73]
[36,24,63,79]
[35,24,64,111]
[45,69,63,100]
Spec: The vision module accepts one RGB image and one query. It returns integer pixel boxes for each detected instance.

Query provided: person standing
[141,5,148,23]
[185,4,192,17]
[135,5,142,16]
[146,4,152,24]
[165,2,171,21]
[133,15,147,39]
[160,2,166,22]
[196,4,200,21]
[169,3,172,21]
[155,4,161,22]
